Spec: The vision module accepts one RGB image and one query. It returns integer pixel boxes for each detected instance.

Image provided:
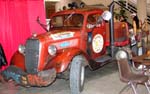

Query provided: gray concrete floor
[0,62,148,94]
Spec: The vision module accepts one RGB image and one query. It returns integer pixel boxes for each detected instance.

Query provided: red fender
[11,51,26,71]
[44,48,83,73]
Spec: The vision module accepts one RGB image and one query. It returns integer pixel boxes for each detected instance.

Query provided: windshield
[50,13,84,30]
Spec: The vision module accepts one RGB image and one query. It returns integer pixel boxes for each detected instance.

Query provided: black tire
[70,55,85,94]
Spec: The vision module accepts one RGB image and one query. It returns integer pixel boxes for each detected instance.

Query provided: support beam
[137,0,147,22]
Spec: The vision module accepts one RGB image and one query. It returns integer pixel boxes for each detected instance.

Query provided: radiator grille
[25,39,40,74]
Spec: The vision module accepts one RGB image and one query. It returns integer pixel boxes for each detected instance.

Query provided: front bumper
[1,65,56,87]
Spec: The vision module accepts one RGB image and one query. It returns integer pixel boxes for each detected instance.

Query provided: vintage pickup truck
[1,4,131,94]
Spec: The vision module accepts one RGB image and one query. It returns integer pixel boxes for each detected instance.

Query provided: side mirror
[36,16,48,32]
[97,11,112,24]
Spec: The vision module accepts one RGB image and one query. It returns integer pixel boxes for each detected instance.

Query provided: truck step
[95,55,112,63]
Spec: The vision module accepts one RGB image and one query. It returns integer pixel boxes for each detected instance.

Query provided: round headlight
[102,10,112,21]
[48,45,57,56]
[116,50,128,60]
[18,44,25,54]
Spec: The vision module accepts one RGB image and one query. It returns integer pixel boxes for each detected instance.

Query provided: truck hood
[29,29,82,52]
[32,30,81,48]
[35,30,80,42]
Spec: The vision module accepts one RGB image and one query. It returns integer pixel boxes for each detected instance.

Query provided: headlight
[48,45,57,56]
[102,10,112,21]
[18,44,25,54]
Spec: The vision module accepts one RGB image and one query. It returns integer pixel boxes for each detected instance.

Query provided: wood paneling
[45,2,56,18]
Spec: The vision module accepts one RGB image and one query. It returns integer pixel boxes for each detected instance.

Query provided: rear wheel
[70,55,85,94]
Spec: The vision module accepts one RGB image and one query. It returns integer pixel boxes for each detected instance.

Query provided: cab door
[86,13,106,59]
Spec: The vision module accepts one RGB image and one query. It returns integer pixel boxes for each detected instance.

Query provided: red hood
[34,29,81,42]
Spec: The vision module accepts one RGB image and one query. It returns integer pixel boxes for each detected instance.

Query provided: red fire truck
[1,3,131,94]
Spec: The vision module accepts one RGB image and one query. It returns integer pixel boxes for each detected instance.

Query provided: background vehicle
[1,2,130,94]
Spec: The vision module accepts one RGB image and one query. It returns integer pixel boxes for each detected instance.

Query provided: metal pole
[109,1,115,57]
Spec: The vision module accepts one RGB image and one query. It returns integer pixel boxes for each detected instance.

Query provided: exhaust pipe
[109,1,115,57]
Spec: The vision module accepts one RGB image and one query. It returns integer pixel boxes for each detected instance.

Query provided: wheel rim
[80,65,85,87]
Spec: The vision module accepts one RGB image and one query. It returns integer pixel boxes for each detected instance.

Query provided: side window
[87,14,100,24]
[87,14,101,29]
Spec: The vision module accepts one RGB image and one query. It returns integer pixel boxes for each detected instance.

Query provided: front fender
[11,51,26,71]
[44,48,83,73]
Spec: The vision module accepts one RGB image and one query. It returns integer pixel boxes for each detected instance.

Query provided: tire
[70,55,85,94]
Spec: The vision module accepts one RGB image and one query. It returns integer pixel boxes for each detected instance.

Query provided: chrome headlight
[101,10,112,21]
[48,45,57,56]
[18,44,25,54]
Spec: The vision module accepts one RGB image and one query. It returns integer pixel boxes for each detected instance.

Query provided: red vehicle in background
[1,3,130,94]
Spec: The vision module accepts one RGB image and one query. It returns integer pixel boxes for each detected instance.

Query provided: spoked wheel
[70,55,85,94]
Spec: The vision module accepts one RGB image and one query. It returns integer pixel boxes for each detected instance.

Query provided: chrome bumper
[1,65,56,87]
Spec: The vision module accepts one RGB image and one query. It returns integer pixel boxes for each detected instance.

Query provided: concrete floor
[0,62,148,94]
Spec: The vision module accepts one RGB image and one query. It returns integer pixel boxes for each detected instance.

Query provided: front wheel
[70,55,85,94]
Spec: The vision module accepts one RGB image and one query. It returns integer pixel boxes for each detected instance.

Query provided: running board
[95,55,112,63]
